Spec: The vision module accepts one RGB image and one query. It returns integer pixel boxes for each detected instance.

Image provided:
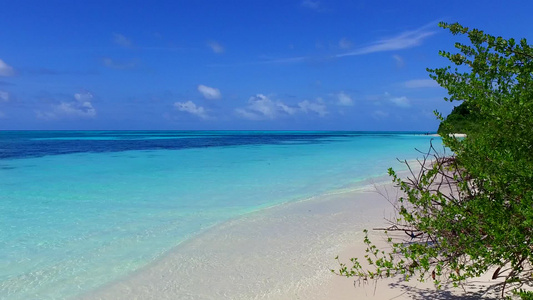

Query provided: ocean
[0,131,442,299]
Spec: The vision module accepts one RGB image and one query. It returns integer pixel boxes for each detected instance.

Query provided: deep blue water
[0,130,431,159]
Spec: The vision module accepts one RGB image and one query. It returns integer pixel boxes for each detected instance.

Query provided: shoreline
[77,174,390,299]
[81,165,499,300]
[81,162,501,300]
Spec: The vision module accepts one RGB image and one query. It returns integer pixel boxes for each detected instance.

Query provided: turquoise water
[0,131,441,299]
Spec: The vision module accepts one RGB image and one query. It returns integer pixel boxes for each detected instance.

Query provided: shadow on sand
[385,277,502,300]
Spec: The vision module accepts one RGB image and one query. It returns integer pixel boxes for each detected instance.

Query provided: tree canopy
[336,22,533,298]
[436,101,483,135]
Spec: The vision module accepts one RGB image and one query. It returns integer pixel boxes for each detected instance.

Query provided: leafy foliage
[335,22,533,297]
[437,101,483,135]
[511,289,533,300]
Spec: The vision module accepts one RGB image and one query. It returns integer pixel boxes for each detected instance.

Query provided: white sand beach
[81,175,499,300]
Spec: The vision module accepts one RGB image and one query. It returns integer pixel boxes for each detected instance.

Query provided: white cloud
[404,79,439,88]
[207,41,224,54]
[337,23,435,57]
[278,102,297,115]
[197,85,221,100]
[298,99,328,117]
[56,101,96,118]
[38,92,96,120]
[338,38,352,49]
[0,91,9,102]
[236,94,328,120]
[336,92,354,106]
[392,54,404,68]
[113,33,132,48]
[227,23,433,66]
[236,94,297,120]
[235,108,261,121]
[390,96,410,107]
[236,94,276,120]
[63,92,96,117]
[74,92,93,102]
[174,101,208,119]
[301,0,320,10]
[0,59,15,77]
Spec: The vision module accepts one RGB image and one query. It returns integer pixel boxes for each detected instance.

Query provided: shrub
[335,22,533,297]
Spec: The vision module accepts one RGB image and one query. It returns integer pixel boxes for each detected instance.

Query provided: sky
[1,0,532,131]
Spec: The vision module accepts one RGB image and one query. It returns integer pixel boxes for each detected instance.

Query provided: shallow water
[0,131,442,299]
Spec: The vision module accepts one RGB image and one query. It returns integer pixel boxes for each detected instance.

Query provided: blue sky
[1,0,532,130]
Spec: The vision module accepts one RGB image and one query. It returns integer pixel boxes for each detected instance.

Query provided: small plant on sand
[334,22,533,298]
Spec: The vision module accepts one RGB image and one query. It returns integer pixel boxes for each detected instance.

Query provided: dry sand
[81,177,500,300]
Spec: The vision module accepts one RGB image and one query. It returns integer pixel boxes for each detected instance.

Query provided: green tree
[437,101,483,135]
[335,22,533,297]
